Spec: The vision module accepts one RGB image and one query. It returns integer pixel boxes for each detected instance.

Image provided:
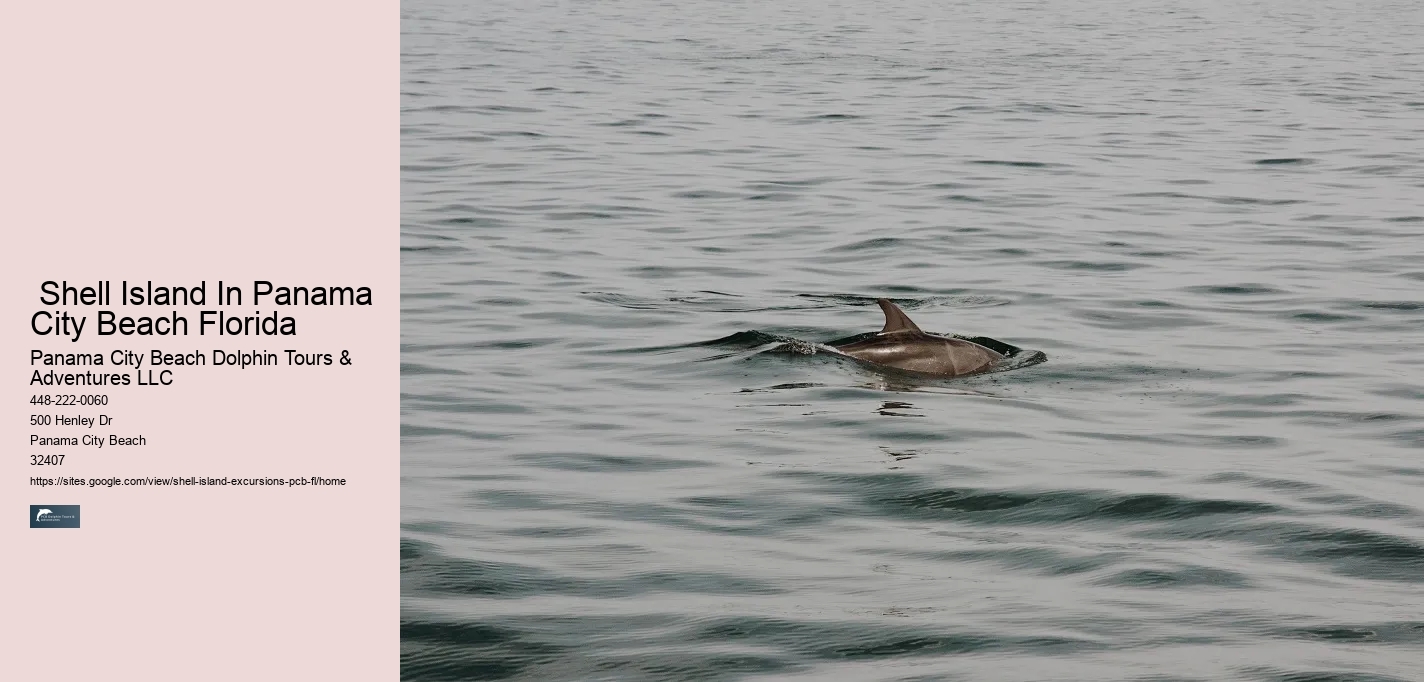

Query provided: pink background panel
[1,2,397,680]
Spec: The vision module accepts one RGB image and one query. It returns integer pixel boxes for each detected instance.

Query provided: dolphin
[832,299,1004,377]
[36,508,53,521]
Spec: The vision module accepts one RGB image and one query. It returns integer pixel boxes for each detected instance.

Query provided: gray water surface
[401,1,1424,679]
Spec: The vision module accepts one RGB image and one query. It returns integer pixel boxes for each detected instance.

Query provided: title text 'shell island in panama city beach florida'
[32,280,374,342]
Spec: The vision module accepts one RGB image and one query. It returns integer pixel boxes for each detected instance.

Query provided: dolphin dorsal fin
[876,298,922,334]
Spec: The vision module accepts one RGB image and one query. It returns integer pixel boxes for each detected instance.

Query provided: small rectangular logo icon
[31,505,80,528]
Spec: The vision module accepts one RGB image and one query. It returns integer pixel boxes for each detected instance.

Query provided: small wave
[1184,283,1284,296]
[969,159,1061,168]
[1254,157,1314,165]
[826,236,915,252]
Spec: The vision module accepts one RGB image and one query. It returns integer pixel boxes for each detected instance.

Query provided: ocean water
[399,1,1424,679]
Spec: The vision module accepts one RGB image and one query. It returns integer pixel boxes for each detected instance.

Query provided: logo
[30,505,80,528]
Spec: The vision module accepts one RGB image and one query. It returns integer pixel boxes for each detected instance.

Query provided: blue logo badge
[31,505,80,528]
